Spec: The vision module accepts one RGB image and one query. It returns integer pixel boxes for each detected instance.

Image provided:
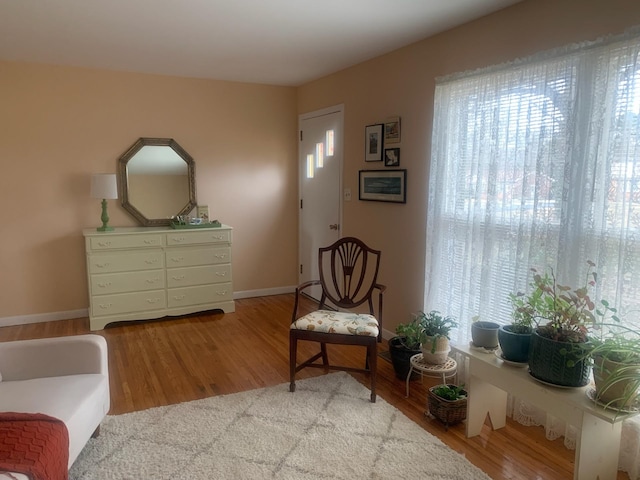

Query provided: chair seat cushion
[291,310,379,336]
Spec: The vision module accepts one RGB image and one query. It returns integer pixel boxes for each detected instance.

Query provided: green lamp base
[97,198,115,232]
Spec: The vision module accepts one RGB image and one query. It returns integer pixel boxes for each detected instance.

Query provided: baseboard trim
[0,288,387,330]
[0,309,89,328]
[233,286,296,299]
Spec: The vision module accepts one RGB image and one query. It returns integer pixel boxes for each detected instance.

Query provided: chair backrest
[317,237,381,315]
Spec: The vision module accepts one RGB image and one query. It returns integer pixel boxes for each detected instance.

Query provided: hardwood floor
[0,294,629,480]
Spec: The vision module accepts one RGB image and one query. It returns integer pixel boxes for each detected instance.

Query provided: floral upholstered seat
[290,310,379,337]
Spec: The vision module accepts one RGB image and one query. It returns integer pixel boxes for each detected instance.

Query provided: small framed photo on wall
[384,148,400,167]
[384,116,401,144]
[365,124,384,162]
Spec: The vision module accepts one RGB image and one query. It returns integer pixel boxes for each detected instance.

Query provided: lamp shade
[90,173,118,200]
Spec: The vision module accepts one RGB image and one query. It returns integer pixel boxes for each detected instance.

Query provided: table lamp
[90,173,118,231]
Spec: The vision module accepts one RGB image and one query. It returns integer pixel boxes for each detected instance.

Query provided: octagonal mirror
[118,138,196,226]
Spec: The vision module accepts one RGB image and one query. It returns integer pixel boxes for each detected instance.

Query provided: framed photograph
[384,147,400,167]
[196,205,210,222]
[384,116,401,144]
[365,124,384,162]
[359,169,407,203]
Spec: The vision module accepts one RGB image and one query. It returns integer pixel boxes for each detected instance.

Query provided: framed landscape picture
[365,124,384,162]
[359,169,406,203]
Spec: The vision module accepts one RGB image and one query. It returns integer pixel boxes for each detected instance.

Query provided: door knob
[329,224,339,230]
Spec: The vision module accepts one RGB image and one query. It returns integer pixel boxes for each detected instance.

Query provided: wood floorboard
[0,294,629,480]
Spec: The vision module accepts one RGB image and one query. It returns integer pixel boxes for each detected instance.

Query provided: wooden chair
[289,237,386,402]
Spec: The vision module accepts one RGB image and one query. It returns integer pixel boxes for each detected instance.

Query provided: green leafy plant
[417,310,457,353]
[431,384,467,401]
[510,262,613,343]
[394,316,424,350]
[584,321,640,411]
[418,310,457,338]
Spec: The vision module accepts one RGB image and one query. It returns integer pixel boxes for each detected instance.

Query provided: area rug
[69,372,491,479]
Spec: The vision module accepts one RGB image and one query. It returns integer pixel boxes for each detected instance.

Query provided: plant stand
[405,354,457,398]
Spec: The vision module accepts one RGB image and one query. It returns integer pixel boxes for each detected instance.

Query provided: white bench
[453,344,638,480]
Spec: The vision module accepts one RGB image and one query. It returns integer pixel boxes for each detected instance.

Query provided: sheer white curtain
[426,29,640,477]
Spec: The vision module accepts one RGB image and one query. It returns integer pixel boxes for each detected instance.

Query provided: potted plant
[427,384,467,429]
[471,316,500,349]
[388,316,423,380]
[586,313,640,410]
[499,290,536,363]
[519,263,599,387]
[418,310,457,364]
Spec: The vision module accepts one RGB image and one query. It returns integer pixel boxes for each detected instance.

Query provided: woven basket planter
[421,336,451,365]
[428,385,467,429]
[528,329,591,387]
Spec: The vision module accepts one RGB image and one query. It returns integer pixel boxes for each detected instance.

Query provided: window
[426,33,640,347]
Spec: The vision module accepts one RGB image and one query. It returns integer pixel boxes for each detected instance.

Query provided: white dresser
[83,225,235,330]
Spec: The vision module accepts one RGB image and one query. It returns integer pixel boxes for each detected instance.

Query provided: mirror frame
[117,137,197,226]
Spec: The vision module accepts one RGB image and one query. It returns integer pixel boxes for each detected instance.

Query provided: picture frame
[365,124,384,162]
[196,205,210,222]
[384,116,401,144]
[359,169,407,203]
[384,147,400,167]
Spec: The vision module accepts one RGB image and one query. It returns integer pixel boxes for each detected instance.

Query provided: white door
[299,105,343,301]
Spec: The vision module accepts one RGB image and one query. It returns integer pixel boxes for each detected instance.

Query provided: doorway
[298,105,343,301]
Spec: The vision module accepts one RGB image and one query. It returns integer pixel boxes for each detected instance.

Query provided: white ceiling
[0,0,522,86]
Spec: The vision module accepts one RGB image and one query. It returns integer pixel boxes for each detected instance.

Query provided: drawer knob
[97,282,112,288]
[143,240,155,244]
[215,272,227,277]
[170,257,184,263]
[98,303,112,309]
[171,237,186,243]
[173,295,186,301]
[147,298,161,304]
[172,275,185,281]
[145,259,158,264]
[97,241,112,247]
[215,254,227,259]
[212,234,224,240]
[216,291,228,296]
[95,262,110,268]
[146,278,161,284]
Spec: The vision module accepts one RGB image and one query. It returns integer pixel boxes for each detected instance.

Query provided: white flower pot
[421,336,451,365]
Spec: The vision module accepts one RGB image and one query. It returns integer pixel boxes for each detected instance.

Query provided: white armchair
[0,334,110,472]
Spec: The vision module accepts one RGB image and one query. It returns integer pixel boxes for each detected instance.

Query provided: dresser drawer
[89,234,163,251]
[165,247,231,268]
[167,283,233,308]
[90,270,165,295]
[167,264,231,288]
[91,290,166,317]
[88,251,164,274]
[166,229,230,246]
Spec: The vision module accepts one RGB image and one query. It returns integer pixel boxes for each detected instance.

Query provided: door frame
[298,104,344,286]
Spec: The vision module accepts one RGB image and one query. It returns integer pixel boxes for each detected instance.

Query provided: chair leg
[289,332,297,393]
[92,425,101,438]
[368,344,377,403]
[321,342,329,366]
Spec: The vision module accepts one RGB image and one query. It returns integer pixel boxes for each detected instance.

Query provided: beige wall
[297,0,640,334]
[0,63,298,319]
[2,0,639,330]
